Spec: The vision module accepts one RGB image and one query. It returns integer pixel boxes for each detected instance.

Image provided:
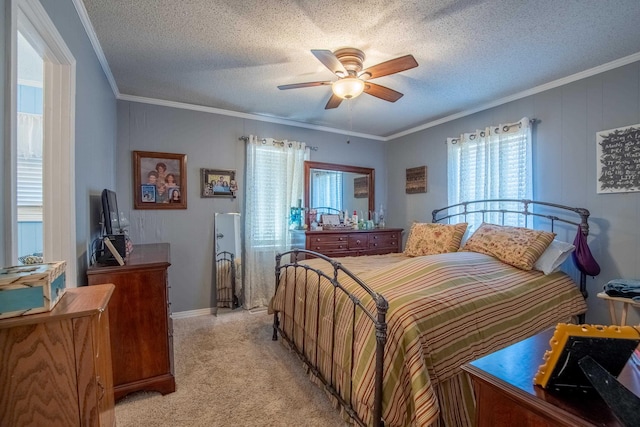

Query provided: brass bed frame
[272,199,592,427]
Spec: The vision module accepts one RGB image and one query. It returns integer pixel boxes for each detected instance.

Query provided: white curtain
[447,117,532,231]
[311,170,343,210]
[243,135,309,309]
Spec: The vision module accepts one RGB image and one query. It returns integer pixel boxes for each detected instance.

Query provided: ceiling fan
[278,48,418,109]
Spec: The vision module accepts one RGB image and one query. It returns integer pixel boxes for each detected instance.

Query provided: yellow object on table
[596,292,640,326]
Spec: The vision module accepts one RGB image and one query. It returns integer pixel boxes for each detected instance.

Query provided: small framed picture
[406,166,427,194]
[201,168,237,198]
[141,185,156,203]
[133,151,187,209]
[321,214,340,225]
[354,176,369,198]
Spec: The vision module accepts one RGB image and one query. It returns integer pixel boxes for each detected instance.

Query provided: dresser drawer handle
[373,243,377,247]
[356,240,361,245]
[316,238,321,242]
[339,245,343,249]
[374,236,378,239]
[339,237,344,241]
[315,247,321,250]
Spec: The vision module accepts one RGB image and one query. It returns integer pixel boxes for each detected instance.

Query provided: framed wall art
[597,123,640,193]
[406,166,427,194]
[353,176,369,198]
[133,151,187,209]
[201,168,237,198]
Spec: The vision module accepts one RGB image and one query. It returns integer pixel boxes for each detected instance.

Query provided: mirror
[304,161,375,224]
[212,212,242,312]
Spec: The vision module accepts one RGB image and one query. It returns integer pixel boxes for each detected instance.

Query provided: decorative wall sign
[406,166,427,194]
[597,123,640,193]
[133,151,187,209]
[201,168,237,198]
[353,176,369,198]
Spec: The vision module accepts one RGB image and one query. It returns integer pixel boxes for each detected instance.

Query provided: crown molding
[71,0,119,97]
[70,0,640,142]
[117,94,386,141]
[387,51,640,140]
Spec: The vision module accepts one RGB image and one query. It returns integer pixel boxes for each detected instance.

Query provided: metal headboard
[432,199,591,322]
[432,199,590,236]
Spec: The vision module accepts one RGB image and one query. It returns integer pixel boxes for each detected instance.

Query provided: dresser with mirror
[302,161,402,257]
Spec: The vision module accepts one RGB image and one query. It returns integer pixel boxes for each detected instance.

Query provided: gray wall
[116,101,386,313]
[1,0,117,283]
[1,0,6,264]
[385,60,640,325]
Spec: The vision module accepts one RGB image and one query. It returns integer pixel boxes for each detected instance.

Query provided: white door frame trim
[7,0,77,284]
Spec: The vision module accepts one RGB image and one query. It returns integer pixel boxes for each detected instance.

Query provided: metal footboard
[272,249,388,427]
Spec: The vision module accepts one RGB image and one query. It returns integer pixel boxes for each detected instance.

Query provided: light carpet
[115,309,347,426]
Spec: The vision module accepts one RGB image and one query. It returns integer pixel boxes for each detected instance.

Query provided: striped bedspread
[271,251,587,426]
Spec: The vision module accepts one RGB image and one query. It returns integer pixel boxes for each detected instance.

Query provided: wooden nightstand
[462,328,640,427]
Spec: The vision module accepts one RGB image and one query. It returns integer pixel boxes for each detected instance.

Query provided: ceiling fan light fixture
[332,77,365,99]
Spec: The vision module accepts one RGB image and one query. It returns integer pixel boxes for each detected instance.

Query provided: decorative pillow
[404,222,468,257]
[461,223,555,270]
[534,239,575,275]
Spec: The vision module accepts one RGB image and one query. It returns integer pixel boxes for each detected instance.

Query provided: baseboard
[171,308,216,319]
[171,306,267,318]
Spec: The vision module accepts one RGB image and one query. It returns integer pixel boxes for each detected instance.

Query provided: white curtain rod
[238,136,318,151]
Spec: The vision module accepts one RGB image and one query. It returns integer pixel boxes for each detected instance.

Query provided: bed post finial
[273,253,283,341]
[373,295,388,426]
[576,207,591,236]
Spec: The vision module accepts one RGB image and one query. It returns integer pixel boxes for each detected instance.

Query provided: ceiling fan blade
[363,82,404,102]
[311,49,348,76]
[278,81,332,90]
[360,55,418,80]
[325,94,343,109]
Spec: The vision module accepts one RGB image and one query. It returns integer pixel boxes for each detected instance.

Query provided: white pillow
[534,239,575,275]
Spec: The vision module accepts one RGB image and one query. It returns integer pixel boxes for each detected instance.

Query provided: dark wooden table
[463,328,640,426]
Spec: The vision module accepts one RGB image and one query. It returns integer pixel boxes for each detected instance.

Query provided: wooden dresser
[0,284,115,427]
[305,228,403,257]
[87,243,175,400]
[463,328,640,426]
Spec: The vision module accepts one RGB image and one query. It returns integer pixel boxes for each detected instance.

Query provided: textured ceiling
[81,0,640,139]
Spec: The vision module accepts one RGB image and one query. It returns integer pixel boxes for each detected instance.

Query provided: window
[17,31,44,258]
[310,170,343,211]
[250,146,291,247]
[7,0,76,282]
[447,118,532,230]
[243,136,308,309]
[245,140,308,248]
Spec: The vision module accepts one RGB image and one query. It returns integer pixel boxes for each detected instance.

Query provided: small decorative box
[0,261,66,319]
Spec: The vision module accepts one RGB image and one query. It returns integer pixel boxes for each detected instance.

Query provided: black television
[101,189,121,235]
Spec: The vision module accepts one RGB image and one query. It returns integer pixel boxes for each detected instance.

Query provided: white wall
[116,100,386,312]
[385,61,640,325]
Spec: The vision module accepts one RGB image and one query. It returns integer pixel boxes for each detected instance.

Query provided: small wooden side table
[463,328,640,427]
[596,292,640,326]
